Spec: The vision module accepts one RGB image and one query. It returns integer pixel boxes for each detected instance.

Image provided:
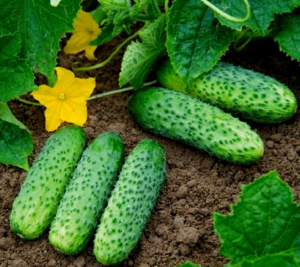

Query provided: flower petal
[60,100,87,127]
[64,9,101,58]
[44,101,64,132]
[73,10,95,31]
[84,45,98,60]
[63,32,91,55]
[64,77,95,102]
[31,85,58,108]
[54,67,76,91]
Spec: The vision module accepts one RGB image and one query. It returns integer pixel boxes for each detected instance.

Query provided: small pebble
[266,140,274,148]
[73,256,85,267]
[176,185,188,198]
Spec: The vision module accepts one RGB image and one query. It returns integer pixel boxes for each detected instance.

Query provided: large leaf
[271,11,300,62]
[0,34,36,103]
[0,2,18,36]
[0,103,27,130]
[214,171,300,265]
[90,23,119,46]
[100,0,129,10]
[0,0,81,80]
[166,0,233,83]
[229,253,299,267]
[0,104,33,170]
[211,0,297,35]
[177,261,201,267]
[119,15,166,89]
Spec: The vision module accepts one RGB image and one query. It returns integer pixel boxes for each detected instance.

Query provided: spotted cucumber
[94,139,166,266]
[128,87,264,164]
[48,132,124,255]
[156,59,297,123]
[10,125,86,240]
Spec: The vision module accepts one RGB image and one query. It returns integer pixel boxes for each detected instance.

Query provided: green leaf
[271,11,300,62]
[176,261,201,267]
[214,171,300,265]
[0,34,37,103]
[92,7,134,43]
[166,0,233,83]
[90,23,121,46]
[0,104,33,170]
[0,103,27,130]
[0,2,18,36]
[211,0,296,35]
[229,252,299,267]
[0,0,81,80]
[100,0,129,10]
[119,15,166,89]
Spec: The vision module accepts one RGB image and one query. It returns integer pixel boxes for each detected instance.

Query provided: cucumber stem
[15,97,43,106]
[164,0,169,16]
[233,28,253,51]
[72,24,147,72]
[149,0,161,17]
[201,0,250,23]
[88,80,157,100]
[90,5,107,24]
[232,28,272,51]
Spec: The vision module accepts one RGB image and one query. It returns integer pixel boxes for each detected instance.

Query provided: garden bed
[0,36,300,267]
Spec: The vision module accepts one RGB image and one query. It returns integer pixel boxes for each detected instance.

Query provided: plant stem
[233,28,271,41]
[201,0,250,22]
[90,5,107,24]
[135,14,158,21]
[73,26,145,72]
[47,71,57,87]
[233,28,253,51]
[149,0,161,17]
[164,0,169,16]
[88,80,157,100]
[16,97,43,106]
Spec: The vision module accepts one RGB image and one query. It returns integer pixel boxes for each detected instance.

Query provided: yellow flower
[31,67,95,132]
[64,9,101,60]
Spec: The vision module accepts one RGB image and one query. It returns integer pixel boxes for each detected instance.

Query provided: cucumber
[93,139,166,266]
[48,132,124,255]
[10,125,86,240]
[128,87,264,164]
[156,59,297,123]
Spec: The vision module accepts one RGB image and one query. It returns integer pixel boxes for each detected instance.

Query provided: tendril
[201,0,250,23]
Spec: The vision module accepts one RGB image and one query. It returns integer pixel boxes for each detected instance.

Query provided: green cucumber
[94,139,166,266]
[128,87,264,164]
[48,132,124,255]
[10,125,86,240]
[156,59,297,123]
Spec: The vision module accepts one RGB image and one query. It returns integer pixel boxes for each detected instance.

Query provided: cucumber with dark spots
[93,139,166,266]
[156,58,297,123]
[10,125,86,240]
[128,87,264,164]
[48,131,124,255]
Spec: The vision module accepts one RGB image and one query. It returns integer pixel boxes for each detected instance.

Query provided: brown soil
[1,34,300,267]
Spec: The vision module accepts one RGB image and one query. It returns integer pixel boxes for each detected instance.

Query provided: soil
[1,32,300,267]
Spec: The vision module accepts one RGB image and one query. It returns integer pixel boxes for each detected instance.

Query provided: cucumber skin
[156,59,297,124]
[93,139,166,266]
[128,87,264,164]
[10,125,86,240]
[48,132,125,255]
